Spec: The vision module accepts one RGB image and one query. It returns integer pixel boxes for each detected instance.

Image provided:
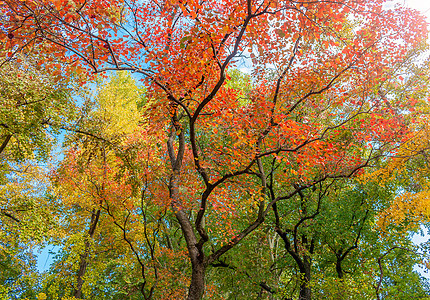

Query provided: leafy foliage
[2,0,430,299]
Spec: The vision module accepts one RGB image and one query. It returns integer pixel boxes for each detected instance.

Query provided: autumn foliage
[2,0,430,299]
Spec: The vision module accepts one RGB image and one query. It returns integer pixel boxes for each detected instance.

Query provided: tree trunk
[276,229,313,300]
[336,256,344,279]
[74,209,100,298]
[187,256,206,300]
[168,123,207,299]
[170,170,206,300]
[299,255,311,300]
[74,256,88,299]
[0,134,12,154]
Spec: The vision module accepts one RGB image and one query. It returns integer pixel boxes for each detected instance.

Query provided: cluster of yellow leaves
[21,292,79,300]
[361,116,430,232]
[94,72,143,139]
[377,191,430,232]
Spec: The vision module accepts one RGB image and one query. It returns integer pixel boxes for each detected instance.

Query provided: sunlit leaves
[2,0,430,298]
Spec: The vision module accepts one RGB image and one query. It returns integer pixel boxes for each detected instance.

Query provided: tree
[2,0,430,299]
[0,48,77,299]
[47,72,156,299]
[0,51,75,159]
[0,49,76,232]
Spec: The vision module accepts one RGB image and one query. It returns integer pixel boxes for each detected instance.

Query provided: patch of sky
[412,225,430,279]
[35,245,60,273]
